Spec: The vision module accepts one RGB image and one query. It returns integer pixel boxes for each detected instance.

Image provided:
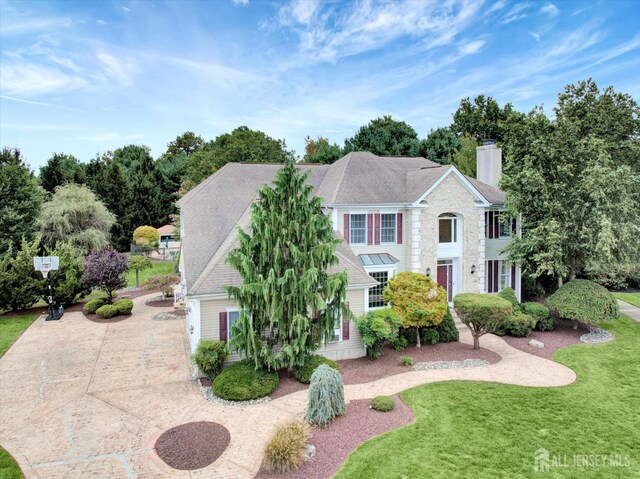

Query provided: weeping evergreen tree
[226,163,349,371]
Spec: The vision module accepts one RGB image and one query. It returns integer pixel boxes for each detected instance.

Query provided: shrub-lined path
[0,293,575,478]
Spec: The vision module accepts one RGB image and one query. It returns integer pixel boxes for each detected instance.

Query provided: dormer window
[438,213,458,244]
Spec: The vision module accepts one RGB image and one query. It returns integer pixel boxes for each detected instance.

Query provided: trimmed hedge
[498,287,520,311]
[293,355,339,384]
[370,395,395,412]
[522,302,554,331]
[546,279,618,325]
[191,339,229,380]
[95,304,118,319]
[83,299,105,314]
[212,360,279,401]
[114,299,133,315]
[505,312,536,337]
[454,293,512,349]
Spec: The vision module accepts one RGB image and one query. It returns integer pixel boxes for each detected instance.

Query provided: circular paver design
[155,421,230,470]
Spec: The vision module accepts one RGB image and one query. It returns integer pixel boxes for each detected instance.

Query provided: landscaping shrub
[420,328,440,345]
[95,290,118,301]
[505,312,537,337]
[191,339,229,380]
[399,356,413,366]
[389,335,408,351]
[454,293,512,349]
[264,420,311,473]
[305,364,346,426]
[83,298,105,314]
[95,304,118,319]
[293,354,339,384]
[522,273,545,300]
[400,327,418,345]
[522,302,554,331]
[434,308,459,342]
[142,273,179,300]
[370,396,395,412]
[212,360,279,401]
[546,279,618,326]
[114,299,133,315]
[356,308,402,359]
[498,287,520,311]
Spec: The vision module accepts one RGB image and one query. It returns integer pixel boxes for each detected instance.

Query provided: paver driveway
[1,293,576,478]
[0,295,295,479]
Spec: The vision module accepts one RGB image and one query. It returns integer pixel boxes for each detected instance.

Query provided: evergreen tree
[0,147,44,253]
[39,153,86,194]
[452,133,478,177]
[0,237,44,312]
[226,163,349,371]
[419,127,461,165]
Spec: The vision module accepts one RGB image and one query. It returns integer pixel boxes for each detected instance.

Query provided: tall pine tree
[226,163,349,371]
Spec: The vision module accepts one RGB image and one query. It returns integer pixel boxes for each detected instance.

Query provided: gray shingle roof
[179,152,506,294]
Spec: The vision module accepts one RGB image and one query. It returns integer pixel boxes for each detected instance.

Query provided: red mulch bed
[83,311,132,323]
[255,396,414,479]
[155,421,230,470]
[145,298,175,307]
[226,341,500,400]
[501,318,588,359]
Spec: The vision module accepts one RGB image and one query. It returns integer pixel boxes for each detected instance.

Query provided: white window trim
[329,316,342,343]
[364,265,397,311]
[349,212,368,246]
[380,212,398,245]
[226,307,240,342]
[498,217,512,239]
[438,215,459,244]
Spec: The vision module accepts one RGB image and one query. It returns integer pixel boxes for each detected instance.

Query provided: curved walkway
[0,294,575,478]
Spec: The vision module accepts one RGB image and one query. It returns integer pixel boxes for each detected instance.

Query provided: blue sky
[1,0,639,170]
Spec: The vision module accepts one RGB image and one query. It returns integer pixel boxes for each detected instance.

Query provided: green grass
[0,447,23,479]
[613,292,640,309]
[126,259,175,288]
[336,316,640,479]
[0,313,37,358]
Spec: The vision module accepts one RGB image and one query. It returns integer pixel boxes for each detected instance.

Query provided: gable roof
[179,152,506,294]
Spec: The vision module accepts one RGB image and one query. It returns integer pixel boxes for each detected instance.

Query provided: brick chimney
[476,141,502,188]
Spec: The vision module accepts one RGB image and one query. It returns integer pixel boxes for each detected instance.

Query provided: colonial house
[177,143,519,360]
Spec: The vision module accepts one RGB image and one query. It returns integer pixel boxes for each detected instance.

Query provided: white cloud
[77,132,143,142]
[231,0,249,6]
[97,19,108,25]
[97,52,138,85]
[0,63,87,96]
[486,1,507,14]
[531,32,541,42]
[500,2,531,24]
[540,3,560,17]
[458,40,485,55]
[122,6,130,12]
[0,17,72,35]
[275,0,483,65]
[0,95,84,112]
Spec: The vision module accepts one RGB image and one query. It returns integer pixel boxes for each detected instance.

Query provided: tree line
[1,78,638,309]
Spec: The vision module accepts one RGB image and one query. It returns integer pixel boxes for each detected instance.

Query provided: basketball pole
[45,271,62,321]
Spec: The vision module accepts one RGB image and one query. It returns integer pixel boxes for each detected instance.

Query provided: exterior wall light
[426,267,431,277]
[471,264,476,275]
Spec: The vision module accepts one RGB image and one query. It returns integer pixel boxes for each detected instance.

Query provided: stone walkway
[617,299,640,323]
[1,294,576,478]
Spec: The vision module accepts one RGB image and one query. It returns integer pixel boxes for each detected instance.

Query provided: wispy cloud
[231,0,249,6]
[540,3,560,17]
[0,63,87,96]
[486,1,508,14]
[122,6,130,12]
[458,40,485,55]
[500,2,531,24]
[96,52,138,86]
[0,95,84,112]
[0,16,72,35]
[77,131,143,142]
[97,19,108,25]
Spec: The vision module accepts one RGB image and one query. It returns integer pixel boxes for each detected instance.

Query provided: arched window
[438,213,458,244]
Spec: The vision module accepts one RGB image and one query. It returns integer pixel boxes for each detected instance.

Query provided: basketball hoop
[40,267,51,278]
[33,256,62,321]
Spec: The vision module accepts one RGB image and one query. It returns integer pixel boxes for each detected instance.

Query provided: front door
[437,260,453,302]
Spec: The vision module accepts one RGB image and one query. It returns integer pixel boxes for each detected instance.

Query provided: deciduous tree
[344,116,421,156]
[419,127,460,165]
[226,163,349,371]
[37,184,116,253]
[382,272,448,348]
[83,250,129,304]
[128,255,152,288]
[452,133,478,177]
[452,95,515,143]
[302,136,344,164]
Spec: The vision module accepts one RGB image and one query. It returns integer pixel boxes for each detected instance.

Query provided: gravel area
[580,327,614,343]
[198,379,271,406]
[255,397,414,479]
[501,318,587,359]
[413,358,489,370]
[152,312,182,321]
[154,421,230,470]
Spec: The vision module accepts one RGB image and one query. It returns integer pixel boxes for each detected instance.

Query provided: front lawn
[613,292,640,309]
[0,313,37,358]
[0,447,23,479]
[336,316,639,478]
[126,259,175,288]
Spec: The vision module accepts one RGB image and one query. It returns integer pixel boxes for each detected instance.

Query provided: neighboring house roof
[178,152,506,295]
[157,224,175,236]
